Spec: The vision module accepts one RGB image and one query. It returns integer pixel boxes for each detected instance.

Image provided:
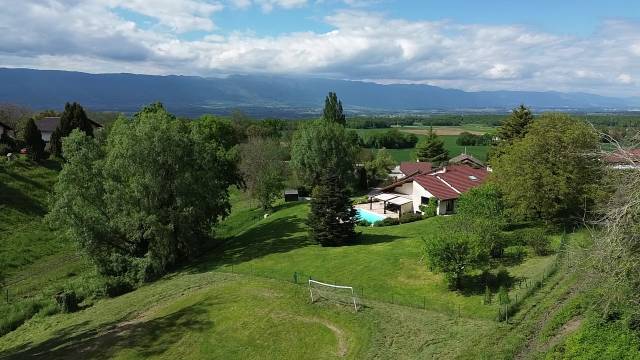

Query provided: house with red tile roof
[370,163,490,216]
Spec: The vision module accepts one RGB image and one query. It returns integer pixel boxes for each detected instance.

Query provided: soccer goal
[308,279,359,312]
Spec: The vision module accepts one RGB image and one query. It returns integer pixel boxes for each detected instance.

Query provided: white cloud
[0,2,639,96]
[228,0,308,12]
[109,0,224,33]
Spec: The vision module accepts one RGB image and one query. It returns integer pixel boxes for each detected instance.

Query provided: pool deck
[355,202,399,219]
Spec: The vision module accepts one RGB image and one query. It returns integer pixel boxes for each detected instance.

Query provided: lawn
[0,158,72,275]
[0,160,587,359]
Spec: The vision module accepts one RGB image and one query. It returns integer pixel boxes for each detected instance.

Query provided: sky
[0,0,639,97]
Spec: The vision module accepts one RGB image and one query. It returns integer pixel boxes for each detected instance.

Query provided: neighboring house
[449,153,485,168]
[35,117,103,142]
[0,121,13,137]
[370,163,489,216]
[603,149,640,170]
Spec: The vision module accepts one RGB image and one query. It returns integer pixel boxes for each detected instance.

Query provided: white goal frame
[308,279,358,312]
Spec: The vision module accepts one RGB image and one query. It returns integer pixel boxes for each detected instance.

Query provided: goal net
[308,279,359,312]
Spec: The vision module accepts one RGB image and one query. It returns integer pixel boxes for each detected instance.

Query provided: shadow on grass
[458,270,517,296]
[0,181,47,217]
[192,201,405,273]
[0,299,214,360]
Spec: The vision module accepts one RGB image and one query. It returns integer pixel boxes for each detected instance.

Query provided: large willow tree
[48,105,241,279]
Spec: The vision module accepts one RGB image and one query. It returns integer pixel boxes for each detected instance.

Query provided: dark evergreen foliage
[323,92,346,125]
[23,118,45,161]
[51,102,94,157]
[307,173,357,247]
[415,127,449,163]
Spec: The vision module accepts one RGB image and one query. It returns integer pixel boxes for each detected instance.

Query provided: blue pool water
[356,208,386,223]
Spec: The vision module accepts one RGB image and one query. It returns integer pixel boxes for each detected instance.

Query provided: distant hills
[0,68,638,118]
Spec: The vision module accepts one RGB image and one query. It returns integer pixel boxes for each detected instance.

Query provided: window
[445,200,455,213]
[421,196,430,205]
[468,175,478,181]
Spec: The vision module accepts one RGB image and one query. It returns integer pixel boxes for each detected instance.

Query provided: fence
[496,232,571,322]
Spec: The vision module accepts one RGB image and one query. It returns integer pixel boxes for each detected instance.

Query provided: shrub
[0,298,56,336]
[523,228,551,256]
[54,291,79,313]
[420,202,437,218]
[498,286,510,305]
[399,212,423,224]
[356,219,371,227]
[104,277,134,298]
[374,218,400,227]
[504,245,527,262]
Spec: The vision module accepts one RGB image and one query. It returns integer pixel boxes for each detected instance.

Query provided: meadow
[355,125,493,162]
[2,158,635,359]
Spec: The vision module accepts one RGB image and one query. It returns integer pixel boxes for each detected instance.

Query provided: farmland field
[355,125,493,162]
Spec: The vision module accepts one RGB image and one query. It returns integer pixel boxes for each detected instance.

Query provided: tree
[490,105,534,160]
[47,105,241,281]
[415,127,449,163]
[363,149,395,187]
[51,102,94,157]
[23,118,45,161]
[456,184,507,257]
[492,113,602,222]
[290,119,358,188]
[307,172,357,246]
[496,105,534,143]
[323,92,346,125]
[239,137,287,210]
[424,222,489,289]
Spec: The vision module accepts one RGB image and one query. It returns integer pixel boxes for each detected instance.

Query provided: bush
[356,219,371,227]
[420,202,437,218]
[374,218,400,227]
[104,277,134,298]
[399,212,423,224]
[54,291,79,313]
[523,228,551,256]
[504,245,527,262]
[0,298,57,336]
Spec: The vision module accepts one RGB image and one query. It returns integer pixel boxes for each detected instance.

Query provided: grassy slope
[1,161,586,359]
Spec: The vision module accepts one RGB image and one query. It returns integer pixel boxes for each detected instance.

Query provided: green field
[355,126,492,162]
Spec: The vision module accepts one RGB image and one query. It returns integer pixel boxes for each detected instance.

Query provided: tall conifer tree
[415,127,449,164]
[323,92,346,125]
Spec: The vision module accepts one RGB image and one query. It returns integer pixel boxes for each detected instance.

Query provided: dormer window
[468,175,478,181]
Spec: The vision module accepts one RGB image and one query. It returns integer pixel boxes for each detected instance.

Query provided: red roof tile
[399,162,432,176]
[414,164,489,200]
[414,175,460,200]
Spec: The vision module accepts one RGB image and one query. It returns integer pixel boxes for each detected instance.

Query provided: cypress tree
[323,92,346,125]
[52,102,94,157]
[23,118,45,161]
[49,127,62,158]
[489,104,534,161]
[415,127,449,164]
[60,102,93,136]
[307,172,357,247]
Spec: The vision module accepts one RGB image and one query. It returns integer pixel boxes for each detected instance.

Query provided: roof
[374,193,399,202]
[399,161,432,176]
[449,153,485,168]
[414,175,460,200]
[284,189,299,195]
[435,164,489,194]
[0,121,13,130]
[388,197,413,206]
[35,116,103,133]
[414,164,489,200]
[603,149,640,164]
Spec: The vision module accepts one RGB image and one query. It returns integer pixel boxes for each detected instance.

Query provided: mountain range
[0,68,638,118]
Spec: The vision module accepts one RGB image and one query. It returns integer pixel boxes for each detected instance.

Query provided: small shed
[284,189,299,202]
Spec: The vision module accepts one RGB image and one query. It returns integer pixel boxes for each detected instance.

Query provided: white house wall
[411,182,434,213]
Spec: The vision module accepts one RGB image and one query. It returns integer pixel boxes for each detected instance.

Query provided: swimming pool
[356,208,386,223]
